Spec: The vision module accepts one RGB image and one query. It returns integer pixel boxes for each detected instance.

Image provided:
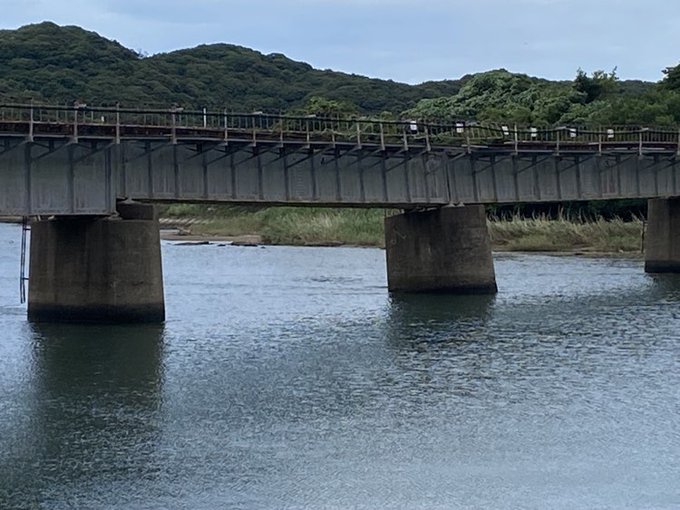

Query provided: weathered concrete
[28,203,165,323]
[645,198,680,273]
[385,205,497,294]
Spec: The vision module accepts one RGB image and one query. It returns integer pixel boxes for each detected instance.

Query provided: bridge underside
[3,137,680,216]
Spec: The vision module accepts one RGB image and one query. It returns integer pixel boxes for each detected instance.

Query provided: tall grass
[161,204,644,252]
[489,214,644,253]
[163,205,387,246]
[256,208,386,246]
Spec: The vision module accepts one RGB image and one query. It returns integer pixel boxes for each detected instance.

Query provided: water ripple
[0,225,679,509]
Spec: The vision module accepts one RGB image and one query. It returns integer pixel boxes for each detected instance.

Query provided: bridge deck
[1,104,680,216]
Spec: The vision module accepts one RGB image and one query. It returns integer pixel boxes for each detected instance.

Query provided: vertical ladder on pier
[19,217,29,304]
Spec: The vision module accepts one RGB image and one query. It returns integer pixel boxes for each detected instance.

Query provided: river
[0,222,678,509]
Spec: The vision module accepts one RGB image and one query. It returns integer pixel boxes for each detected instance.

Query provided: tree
[662,64,680,91]
[300,96,358,117]
[573,68,619,103]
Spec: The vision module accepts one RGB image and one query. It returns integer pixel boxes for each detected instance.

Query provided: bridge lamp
[501,125,510,136]
[530,127,538,138]
[569,128,577,138]
[607,129,615,139]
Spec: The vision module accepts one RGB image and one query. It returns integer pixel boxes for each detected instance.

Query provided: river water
[0,222,678,509]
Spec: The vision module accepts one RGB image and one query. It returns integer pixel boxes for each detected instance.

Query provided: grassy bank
[163,205,387,246]
[160,204,644,253]
[489,216,643,253]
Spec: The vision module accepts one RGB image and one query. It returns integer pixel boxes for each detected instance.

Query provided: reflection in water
[646,273,680,301]
[0,324,164,508]
[386,293,495,349]
[382,295,496,401]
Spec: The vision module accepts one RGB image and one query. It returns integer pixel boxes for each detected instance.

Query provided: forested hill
[0,22,464,113]
[3,21,679,127]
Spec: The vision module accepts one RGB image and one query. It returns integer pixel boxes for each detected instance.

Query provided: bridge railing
[1,103,680,153]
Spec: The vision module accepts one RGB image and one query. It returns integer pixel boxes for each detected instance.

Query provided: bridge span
[2,104,680,215]
[2,103,680,323]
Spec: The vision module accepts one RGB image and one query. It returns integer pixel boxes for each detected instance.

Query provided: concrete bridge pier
[645,198,680,273]
[28,202,165,323]
[385,205,497,294]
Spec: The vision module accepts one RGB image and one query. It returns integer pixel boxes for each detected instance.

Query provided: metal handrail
[2,102,680,153]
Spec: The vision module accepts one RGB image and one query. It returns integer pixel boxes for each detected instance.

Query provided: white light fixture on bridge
[530,127,538,138]
[569,128,577,138]
[501,125,510,136]
[607,129,615,139]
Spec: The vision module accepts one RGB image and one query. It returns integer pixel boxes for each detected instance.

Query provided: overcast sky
[2,0,679,84]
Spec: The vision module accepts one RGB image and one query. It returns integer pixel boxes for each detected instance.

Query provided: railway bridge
[1,103,679,322]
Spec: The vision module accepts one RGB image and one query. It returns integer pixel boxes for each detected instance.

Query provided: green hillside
[2,21,680,127]
[0,22,464,113]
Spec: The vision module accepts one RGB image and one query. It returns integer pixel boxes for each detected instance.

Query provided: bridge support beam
[645,198,680,273]
[385,205,497,294]
[28,203,165,323]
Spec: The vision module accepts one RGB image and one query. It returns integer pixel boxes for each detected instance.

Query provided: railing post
[639,128,644,157]
[279,116,284,146]
[171,109,177,145]
[223,109,229,144]
[379,122,386,151]
[252,115,257,146]
[27,103,34,142]
[115,103,121,145]
[677,128,680,157]
[513,124,519,155]
[555,128,560,156]
[598,127,603,156]
[425,125,432,153]
[72,105,78,143]
[356,121,362,149]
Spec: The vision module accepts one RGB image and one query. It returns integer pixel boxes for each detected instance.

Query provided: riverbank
[1,206,643,253]
[160,205,645,253]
